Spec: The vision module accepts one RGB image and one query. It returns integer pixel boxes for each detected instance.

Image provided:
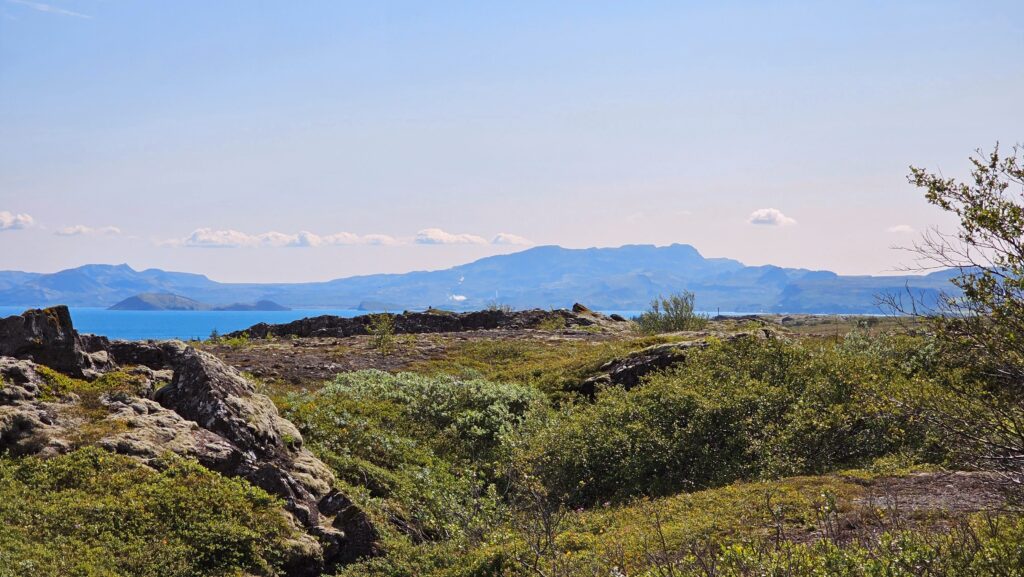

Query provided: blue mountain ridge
[0,244,955,313]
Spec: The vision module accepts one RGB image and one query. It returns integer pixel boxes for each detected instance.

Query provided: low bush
[0,448,296,577]
[635,291,709,333]
[279,370,542,542]
[368,313,397,354]
[511,336,944,505]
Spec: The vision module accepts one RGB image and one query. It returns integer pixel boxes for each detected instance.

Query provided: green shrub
[279,371,542,542]
[512,336,942,505]
[635,291,709,334]
[210,332,250,348]
[0,448,296,577]
[368,313,397,354]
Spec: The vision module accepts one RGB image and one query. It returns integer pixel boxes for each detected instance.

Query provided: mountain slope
[0,244,956,313]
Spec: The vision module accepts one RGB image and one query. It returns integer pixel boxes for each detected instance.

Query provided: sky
[1,0,1022,282]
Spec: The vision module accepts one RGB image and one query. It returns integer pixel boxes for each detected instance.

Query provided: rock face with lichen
[0,306,379,575]
[0,306,113,378]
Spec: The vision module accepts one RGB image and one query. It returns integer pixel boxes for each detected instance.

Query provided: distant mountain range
[0,244,956,313]
[108,293,290,311]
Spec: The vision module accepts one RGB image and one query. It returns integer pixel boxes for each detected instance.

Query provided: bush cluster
[0,448,296,577]
[634,291,709,334]
[279,370,543,542]
[513,336,942,505]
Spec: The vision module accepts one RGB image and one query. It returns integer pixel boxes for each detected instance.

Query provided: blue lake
[0,307,756,341]
[0,307,370,341]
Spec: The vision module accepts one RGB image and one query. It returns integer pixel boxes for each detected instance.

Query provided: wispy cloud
[886,224,915,234]
[415,228,488,245]
[0,211,34,231]
[748,208,797,226]
[165,227,529,248]
[6,0,91,19]
[169,228,401,249]
[491,232,532,246]
[55,224,121,236]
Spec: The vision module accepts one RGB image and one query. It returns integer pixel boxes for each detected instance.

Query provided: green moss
[34,368,155,448]
[34,365,77,400]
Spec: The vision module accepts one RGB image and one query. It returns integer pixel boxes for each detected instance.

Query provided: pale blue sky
[1,1,1022,282]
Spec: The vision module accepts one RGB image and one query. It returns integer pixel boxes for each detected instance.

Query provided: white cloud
[449,294,468,302]
[887,224,915,234]
[55,225,121,236]
[175,228,257,248]
[492,232,532,246]
[748,208,797,226]
[6,0,91,18]
[172,228,400,248]
[168,227,525,248]
[318,232,400,246]
[415,228,488,245]
[360,234,402,246]
[0,211,34,231]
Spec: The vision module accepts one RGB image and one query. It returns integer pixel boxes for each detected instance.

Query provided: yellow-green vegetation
[35,368,159,446]
[0,448,297,577]
[37,367,152,405]
[408,335,687,398]
[560,475,864,559]
[533,315,567,331]
[219,333,252,348]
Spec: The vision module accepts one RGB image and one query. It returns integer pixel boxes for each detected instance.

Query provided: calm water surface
[0,307,369,341]
[0,307,676,341]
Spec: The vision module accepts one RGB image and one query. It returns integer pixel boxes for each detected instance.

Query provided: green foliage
[511,336,942,505]
[279,371,542,542]
[906,145,1024,388]
[337,470,1024,577]
[635,291,709,334]
[368,313,397,354]
[533,315,567,331]
[0,448,296,577]
[701,521,1024,577]
[35,369,152,409]
[34,365,77,400]
[409,335,686,400]
[897,145,1024,483]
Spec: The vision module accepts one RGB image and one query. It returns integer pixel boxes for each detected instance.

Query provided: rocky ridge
[0,306,378,575]
[230,303,628,339]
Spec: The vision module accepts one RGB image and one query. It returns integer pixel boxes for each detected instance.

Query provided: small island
[108,293,290,311]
